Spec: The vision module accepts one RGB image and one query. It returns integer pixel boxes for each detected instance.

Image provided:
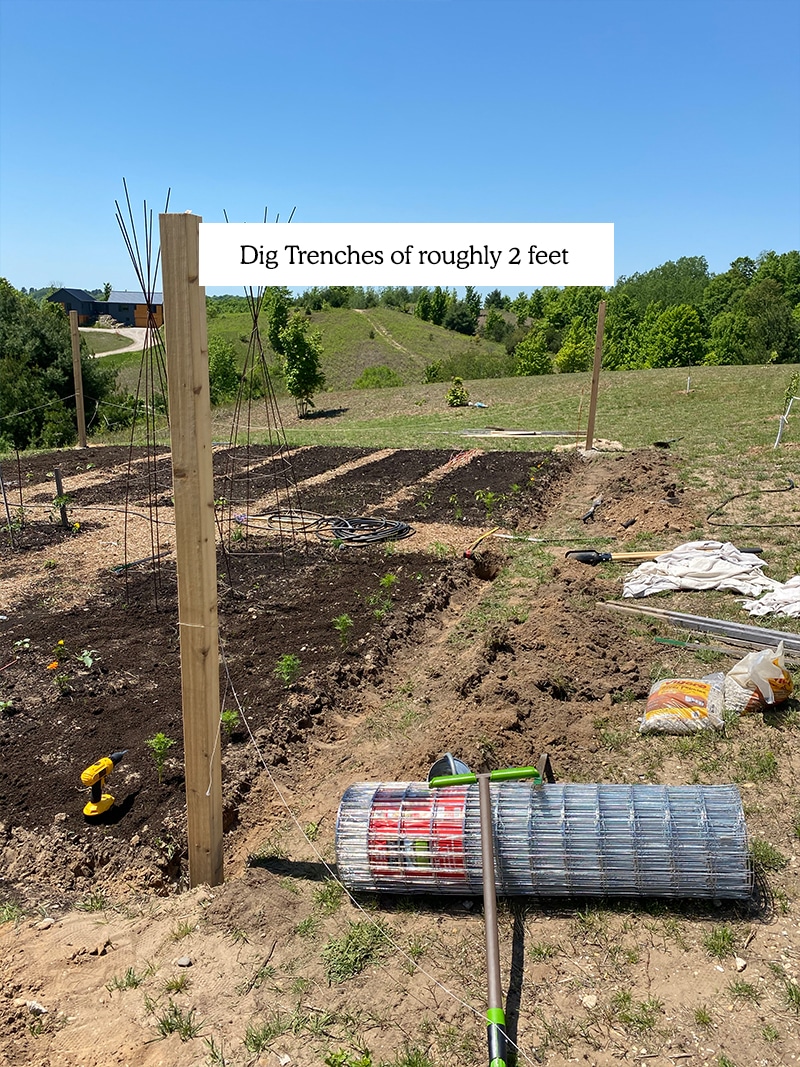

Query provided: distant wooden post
[584,299,606,452]
[69,311,87,449]
[160,211,224,888]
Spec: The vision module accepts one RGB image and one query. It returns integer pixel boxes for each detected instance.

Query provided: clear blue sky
[0,0,798,295]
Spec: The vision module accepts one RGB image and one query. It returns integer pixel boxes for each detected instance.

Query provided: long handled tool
[428,757,543,1067]
[566,546,762,566]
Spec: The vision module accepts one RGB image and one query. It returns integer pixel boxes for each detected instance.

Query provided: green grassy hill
[207,305,512,391]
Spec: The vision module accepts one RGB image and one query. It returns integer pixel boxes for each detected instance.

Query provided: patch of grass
[717,1055,738,1067]
[702,925,735,959]
[728,979,760,1004]
[735,745,778,782]
[0,901,24,925]
[694,1005,713,1027]
[784,978,800,1014]
[295,915,320,939]
[154,1000,204,1041]
[171,920,196,941]
[529,940,560,961]
[609,989,663,1033]
[162,973,191,994]
[321,919,390,983]
[762,1023,780,1042]
[75,891,108,912]
[750,838,789,872]
[314,879,345,915]
[106,964,153,991]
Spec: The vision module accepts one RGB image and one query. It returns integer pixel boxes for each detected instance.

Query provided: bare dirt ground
[0,444,798,1067]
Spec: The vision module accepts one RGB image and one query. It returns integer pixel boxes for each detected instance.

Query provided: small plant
[717,1055,738,1067]
[445,376,469,407]
[274,653,302,687]
[163,973,190,994]
[728,978,760,1003]
[0,700,13,716]
[694,1004,713,1027]
[155,1000,204,1041]
[475,487,504,523]
[325,1049,374,1067]
[145,732,176,784]
[0,901,24,925]
[750,838,789,872]
[703,925,734,959]
[610,989,663,1033]
[106,965,152,991]
[784,977,800,1013]
[171,920,195,941]
[762,1023,780,1042]
[321,919,390,982]
[314,879,345,915]
[47,638,67,669]
[75,890,107,912]
[243,1014,292,1051]
[295,915,320,939]
[76,648,98,668]
[220,707,240,739]
[333,613,354,650]
[529,941,559,961]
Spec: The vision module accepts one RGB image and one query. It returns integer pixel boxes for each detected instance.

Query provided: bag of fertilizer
[639,673,725,734]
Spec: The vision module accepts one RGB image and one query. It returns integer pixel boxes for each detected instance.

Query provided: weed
[536,1009,577,1055]
[204,1035,229,1065]
[155,1000,204,1041]
[75,890,107,912]
[76,648,98,668]
[243,1013,292,1051]
[728,979,760,1003]
[304,820,320,841]
[333,613,354,650]
[163,973,191,994]
[145,731,176,785]
[475,487,505,522]
[325,1051,373,1067]
[610,989,663,1033]
[106,965,152,991]
[314,879,345,915]
[750,838,789,872]
[717,1056,738,1067]
[321,919,390,982]
[703,925,734,959]
[392,1048,437,1067]
[229,926,249,944]
[0,901,24,925]
[762,1023,780,1042]
[220,707,240,738]
[295,915,320,939]
[735,745,778,782]
[171,920,195,941]
[785,978,800,1013]
[274,653,302,687]
[529,941,559,961]
[594,717,628,751]
[694,1005,713,1027]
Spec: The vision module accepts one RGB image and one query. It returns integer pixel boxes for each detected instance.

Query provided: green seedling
[333,613,353,650]
[220,707,240,739]
[155,1000,204,1041]
[274,653,302,687]
[146,732,176,785]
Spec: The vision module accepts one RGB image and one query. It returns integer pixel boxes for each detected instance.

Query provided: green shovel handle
[429,765,542,789]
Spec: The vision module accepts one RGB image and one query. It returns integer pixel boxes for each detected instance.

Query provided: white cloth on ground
[622,540,781,599]
[741,575,800,618]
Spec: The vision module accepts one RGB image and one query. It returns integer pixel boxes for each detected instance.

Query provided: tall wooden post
[584,299,606,452]
[159,212,224,888]
[69,311,87,448]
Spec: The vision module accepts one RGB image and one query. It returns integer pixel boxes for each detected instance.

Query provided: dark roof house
[47,288,99,325]
[48,289,164,328]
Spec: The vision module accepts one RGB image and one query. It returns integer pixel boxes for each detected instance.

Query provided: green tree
[101,282,112,301]
[615,256,711,314]
[514,325,554,376]
[644,304,707,368]
[484,288,510,310]
[415,289,432,322]
[554,317,594,373]
[208,336,240,404]
[279,312,326,418]
[0,279,116,450]
[429,286,448,326]
[264,286,292,358]
[482,307,511,343]
[603,291,640,369]
[443,300,477,335]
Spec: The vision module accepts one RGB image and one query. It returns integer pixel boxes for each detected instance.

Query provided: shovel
[566,546,763,566]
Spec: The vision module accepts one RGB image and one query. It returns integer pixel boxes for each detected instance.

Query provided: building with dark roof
[48,289,164,328]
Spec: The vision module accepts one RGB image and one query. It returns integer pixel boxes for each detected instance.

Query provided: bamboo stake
[69,311,87,448]
[584,299,606,451]
[160,211,224,888]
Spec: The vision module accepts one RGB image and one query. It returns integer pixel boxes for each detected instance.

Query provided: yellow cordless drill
[81,750,127,817]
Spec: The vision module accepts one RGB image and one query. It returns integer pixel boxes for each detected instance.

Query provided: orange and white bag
[723,643,793,714]
[640,673,725,735]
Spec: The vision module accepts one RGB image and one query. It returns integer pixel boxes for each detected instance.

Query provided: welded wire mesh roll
[335,782,752,900]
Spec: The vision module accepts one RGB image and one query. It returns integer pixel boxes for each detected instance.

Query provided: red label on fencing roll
[367,785,469,886]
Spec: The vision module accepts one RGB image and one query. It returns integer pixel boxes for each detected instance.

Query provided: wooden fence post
[159,211,224,888]
[69,311,87,449]
[584,299,606,452]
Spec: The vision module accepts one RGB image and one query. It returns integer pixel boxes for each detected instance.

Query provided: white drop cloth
[741,575,800,618]
[622,540,781,599]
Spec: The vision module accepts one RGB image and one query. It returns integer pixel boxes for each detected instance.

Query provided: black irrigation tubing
[707,477,800,529]
[237,510,415,545]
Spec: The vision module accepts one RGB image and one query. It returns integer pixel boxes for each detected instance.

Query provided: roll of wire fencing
[336,781,752,900]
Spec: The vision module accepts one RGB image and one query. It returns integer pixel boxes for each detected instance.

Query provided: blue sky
[0,0,798,296]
